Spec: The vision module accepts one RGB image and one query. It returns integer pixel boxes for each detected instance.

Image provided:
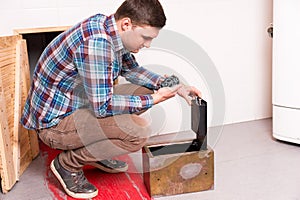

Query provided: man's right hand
[151,85,182,104]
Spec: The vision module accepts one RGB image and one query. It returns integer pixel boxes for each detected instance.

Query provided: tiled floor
[1,118,300,200]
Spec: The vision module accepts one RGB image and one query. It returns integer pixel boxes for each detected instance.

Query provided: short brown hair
[115,0,166,28]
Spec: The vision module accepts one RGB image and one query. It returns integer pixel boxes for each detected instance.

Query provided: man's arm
[151,85,182,104]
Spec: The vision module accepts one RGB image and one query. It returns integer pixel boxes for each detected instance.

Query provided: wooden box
[142,98,213,197]
[142,140,214,197]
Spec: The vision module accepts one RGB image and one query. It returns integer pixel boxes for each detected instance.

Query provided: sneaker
[50,157,98,199]
[89,159,128,173]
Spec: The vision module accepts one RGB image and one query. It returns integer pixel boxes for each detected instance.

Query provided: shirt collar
[105,15,125,52]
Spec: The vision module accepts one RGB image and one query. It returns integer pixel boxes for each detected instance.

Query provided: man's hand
[177,84,202,105]
[151,85,182,104]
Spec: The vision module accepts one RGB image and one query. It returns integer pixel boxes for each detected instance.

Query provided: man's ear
[120,17,133,31]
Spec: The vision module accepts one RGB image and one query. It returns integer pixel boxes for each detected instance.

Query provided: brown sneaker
[50,157,98,199]
[89,159,128,173]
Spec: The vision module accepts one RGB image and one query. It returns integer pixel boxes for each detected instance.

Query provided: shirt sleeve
[73,38,154,117]
[120,53,165,90]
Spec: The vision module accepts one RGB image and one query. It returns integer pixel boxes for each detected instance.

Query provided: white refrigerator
[273,0,300,144]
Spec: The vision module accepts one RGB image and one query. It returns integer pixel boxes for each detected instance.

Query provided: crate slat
[0,47,15,53]
[20,40,39,159]
[0,58,16,68]
[0,78,16,193]
[0,35,22,48]
[0,54,16,63]
[12,40,22,179]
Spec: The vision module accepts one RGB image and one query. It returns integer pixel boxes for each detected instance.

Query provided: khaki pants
[38,84,152,172]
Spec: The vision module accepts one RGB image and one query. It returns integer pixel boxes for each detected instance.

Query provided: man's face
[120,25,160,53]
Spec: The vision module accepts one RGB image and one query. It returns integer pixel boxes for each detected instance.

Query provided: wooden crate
[0,35,39,193]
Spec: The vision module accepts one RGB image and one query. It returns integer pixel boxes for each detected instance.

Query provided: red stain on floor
[39,142,152,200]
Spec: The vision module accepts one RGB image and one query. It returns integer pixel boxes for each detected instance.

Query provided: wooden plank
[0,50,15,57]
[0,78,14,85]
[0,59,15,66]
[29,130,39,158]
[0,53,15,62]
[0,47,15,54]
[0,63,15,70]
[13,26,71,35]
[0,66,15,76]
[19,39,39,159]
[0,77,16,193]
[0,58,15,68]
[0,35,21,48]
[13,40,22,179]
[20,40,31,92]
[146,130,196,146]
[0,35,20,193]
[1,78,15,88]
[19,151,31,176]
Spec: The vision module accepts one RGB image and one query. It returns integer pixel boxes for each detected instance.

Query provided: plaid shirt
[21,14,163,130]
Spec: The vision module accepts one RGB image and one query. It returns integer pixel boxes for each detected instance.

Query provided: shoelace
[71,170,88,185]
[106,159,117,165]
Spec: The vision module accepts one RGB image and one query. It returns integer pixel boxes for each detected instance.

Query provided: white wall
[160,0,273,124]
[0,0,273,130]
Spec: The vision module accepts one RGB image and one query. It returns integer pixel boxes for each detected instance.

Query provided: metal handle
[267,23,273,38]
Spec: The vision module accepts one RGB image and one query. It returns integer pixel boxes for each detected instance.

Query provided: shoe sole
[89,162,128,173]
[50,160,98,199]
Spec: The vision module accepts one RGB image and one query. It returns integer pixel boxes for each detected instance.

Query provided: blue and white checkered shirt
[21,14,163,130]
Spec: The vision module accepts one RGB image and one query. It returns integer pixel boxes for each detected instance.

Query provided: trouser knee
[121,123,150,152]
[127,136,148,152]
